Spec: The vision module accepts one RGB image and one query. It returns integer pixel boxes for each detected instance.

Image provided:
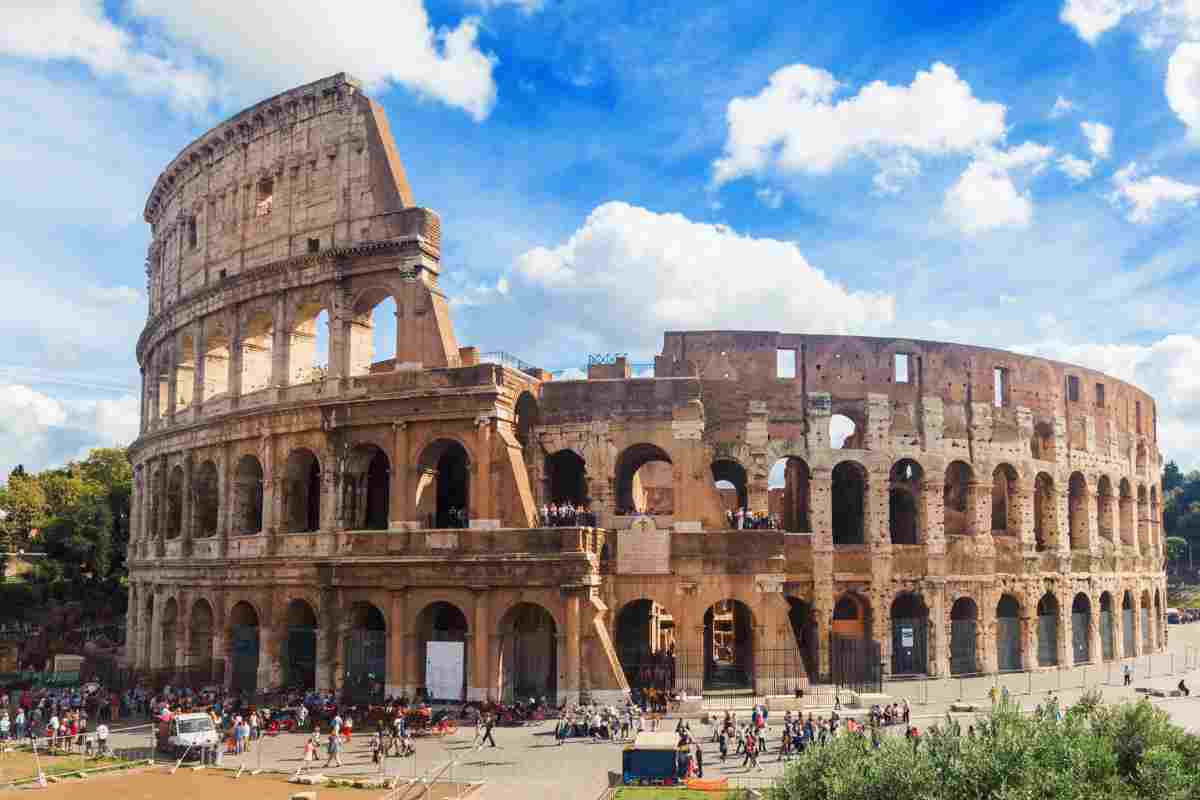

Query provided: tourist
[1178,679,1190,697]
[324,728,343,768]
[477,712,497,749]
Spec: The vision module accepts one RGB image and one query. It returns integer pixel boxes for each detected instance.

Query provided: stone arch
[286,297,331,385]
[711,458,749,514]
[614,598,678,692]
[785,596,819,679]
[832,460,867,545]
[514,391,539,448]
[189,598,215,676]
[165,465,184,540]
[1097,476,1115,542]
[200,318,231,401]
[161,596,179,671]
[175,332,196,411]
[1137,485,1149,554]
[344,601,387,702]
[996,594,1022,671]
[1099,591,1116,660]
[239,309,274,394]
[1071,593,1092,664]
[228,600,260,694]
[545,449,588,507]
[498,602,558,703]
[949,596,979,675]
[944,461,973,536]
[704,599,756,691]
[415,438,471,528]
[1037,592,1059,667]
[889,459,924,545]
[348,286,399,376]
[770,457,811,533]
[991,463,1019,536]
[890,592,929,675]
[829,412,860,449]
[831,592,873,685]
[832,592,871,640]
[1119,479,1134,546]
[343,443,390,530]
[1122,589,1136,657]
[1034,472,1057,550]
[284,448,322,533]
[415,601,469,701]
[1140,588,1152,651]
[192,460,219,538]
[615,443,673,515]
[232,454,264,535]
[1068,472,1089,550]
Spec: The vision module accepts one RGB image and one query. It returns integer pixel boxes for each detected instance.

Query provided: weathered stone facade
[126,75,1168,705]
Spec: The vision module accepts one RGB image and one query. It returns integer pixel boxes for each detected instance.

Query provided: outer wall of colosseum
[124,73,1168,706]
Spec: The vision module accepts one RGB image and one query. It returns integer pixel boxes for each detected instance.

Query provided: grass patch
[614,789,748,800]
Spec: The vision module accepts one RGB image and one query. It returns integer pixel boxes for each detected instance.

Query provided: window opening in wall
[776,348,796,379]
[830,414,856,449]
[308,238,320,254]
[769,457,811,532]
[894,353,910,383]
[993,367,1008,408]
[1095,382,1105,407]
[1067,375,1080,402]
[256,178,274,216]
[289,304,330,385]
[187,216,198,249]
[348,291,398,376]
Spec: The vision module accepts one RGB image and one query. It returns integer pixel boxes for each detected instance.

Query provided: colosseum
[124,73,1168,706]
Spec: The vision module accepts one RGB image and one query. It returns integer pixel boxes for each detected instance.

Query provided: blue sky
[1,0,1200,476]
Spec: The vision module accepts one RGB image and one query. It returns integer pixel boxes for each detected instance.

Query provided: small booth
[621,731,685,787]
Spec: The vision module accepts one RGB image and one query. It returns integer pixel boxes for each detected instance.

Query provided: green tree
[37,489,113,582]
[0,466,48,557]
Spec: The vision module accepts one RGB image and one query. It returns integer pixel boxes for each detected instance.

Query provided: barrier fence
[0,724,155,788]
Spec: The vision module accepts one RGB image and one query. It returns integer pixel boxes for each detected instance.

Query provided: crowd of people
[725,508,779,529]
[540,502,598,527]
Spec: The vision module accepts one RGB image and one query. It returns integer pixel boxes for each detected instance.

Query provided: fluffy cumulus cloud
[1058,153,1096,180]
[1059,0,1152,43]
[943,143,1054,233]
[0,385,138,479]
[513,202,895,353]
[1167,42,1200,136]
[0,0,501,120]
[1082,120,1114,158]
[712,62,1007,190]
[1108,162,1200,222]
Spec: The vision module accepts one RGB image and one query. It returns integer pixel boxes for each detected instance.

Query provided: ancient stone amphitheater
[124,74,1167,705]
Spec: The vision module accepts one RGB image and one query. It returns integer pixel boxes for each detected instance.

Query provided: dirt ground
[15,766,475,799]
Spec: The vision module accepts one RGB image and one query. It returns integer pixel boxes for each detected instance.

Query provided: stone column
[1085,482,1100,556]
[181,454,194,547]
[1017,478,1037,553]
[387,589,407,698]
[149,589,164,670]
[929,583,948,677]
[1055,481,1071,557]
[262,435,278,535]
[1020,607,1036,671]
[315,588,335,693]
[166,346,178,427]
[1131,592,1143,657]
[271,291,289,389]
[563,591,581,705]
[979,586,996,674]
[922,479,945,551]
[390,422,410,528]
[1057,592,1071,668]
[191,326,206,421]
[472,589,490,701]
[228,312,244,403]
[1089,592,1102,664]
[470,417,497,527]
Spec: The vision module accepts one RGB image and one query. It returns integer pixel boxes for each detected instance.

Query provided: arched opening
[1140,589,1152,651]
[192,460,219,538]
[1122,590,1136,657]
[160,597,178,672]
[615,443,673,515]
[831,593,875,686]
[615,599,677,694]
[949,597,978,675]
[343,445,390,530]
[1137,486,1149,554]
[416,440,471,528]
[175,334,195,411]
[1099,592,1115,660]
[142,593,155,667]
[890,593,929,675]
[711,459,749,520]
[189,599,214,680]
[148,468,164,539]
[1068,472,1089,550]
[229,601,260,694]
[786,597,818,679]
[832,461,866,545]
[232,455,264,535]
[154,358,170,421]
[830,413,858,449]
[1037,592,1059,667]
[1136,441,1147,474]
[499,603,557,703]
[996,594,1022,671]
[240,311,274,395]
[1034,472,1057,551]
[287,303,330,385]
[1119,480,1134,546]
[991,464,1019,536]
[344,602,386,703]
[283,600,318,690]
[1097,476,1115,542]
[285,449,322,533]
[545,449,588,506]
[200,323,230,401]
[770,457,811,533]
[944,461,973,536]
[165,466,184,540]
[416,602,469,702]
[1031,420,1055,461]
[704,599,754,691]
[889,459,923,545]
[348,290,397,376]
[514,392,539,448]
[1071,593,1092,664]
[1154,589,1163,650]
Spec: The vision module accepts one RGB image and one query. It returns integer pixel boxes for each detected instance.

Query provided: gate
[1038,614,1058,666]
[1122,608,1135,656]
[829,635,882,692]
[1071,613,1090,664]
[230,624,259,693]
[1100,611,1114,660]
[343,629,386,702]
[950,620,977,674]
[285,625,317,689]
[891,618,928,675]
[1141,607,1151,650]
[996,618,1021,671]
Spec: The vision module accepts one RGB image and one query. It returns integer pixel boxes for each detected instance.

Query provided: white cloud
[1049,95,1078,118]
[1108,162,1200,222]
[1060,0,1152,44]
[468,0,545,12]
[0,384,138,480]
[943,143,1053,234]
[1167,41,1200,136]
[872,152,922,195]
[755,187,783,208]
[1082,120,1114,158]
[84,286,142,306]
[1058,154,1096,180]
[513,202,895,353]
[0,0,501,120]
[712,62,1007,189]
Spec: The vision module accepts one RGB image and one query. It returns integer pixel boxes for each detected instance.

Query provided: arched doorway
[996,595,1022,672]
[889,459,923,545]
[991,464,1019,536]
[1068,473,1089,550]
[161,597,178,672]
[890,593,929,675]
[786,597,818,679]
[166,466,184,539]
[770,457,811,532]
[830,593,875,686]
[1141,590,1152,651]
[546,450,588,505]
[703,599,754,691]
[344,445,390,530]
[614,599,677,694]
[944,461,973,536]
[514,392,539,448]
[189,599,215,681]
[416,440,471,528]
[1097,477,1115,541]
[1099,592,1115,660]
[615,443,673,515]
[1037,593,1059,667]
[949,597,978,675]
[1071,593,1091,664]
[1034,473,1057,551]
[283,600,318,690]
[233,455,264,534]
[192,461,219,538]
[285,449,322,533]
[1122,590,1136,657]
[832,461,866,545]
[499,603,557,703]
[711,459,748,517]
[416,602,469,702]
[229,602,260,694]
[1119,481,1134,546]
[344,602,386,702]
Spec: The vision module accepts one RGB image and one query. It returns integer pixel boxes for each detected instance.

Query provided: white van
[157,713,219,759]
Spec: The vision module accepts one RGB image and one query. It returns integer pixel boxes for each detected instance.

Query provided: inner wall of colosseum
[125,74,1167,705]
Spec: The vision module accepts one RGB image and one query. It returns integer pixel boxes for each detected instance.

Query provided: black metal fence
[83,655,225,693]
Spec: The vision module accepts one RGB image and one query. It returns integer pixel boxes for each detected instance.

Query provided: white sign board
[900,627,914,648]
[425,641,465,701]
